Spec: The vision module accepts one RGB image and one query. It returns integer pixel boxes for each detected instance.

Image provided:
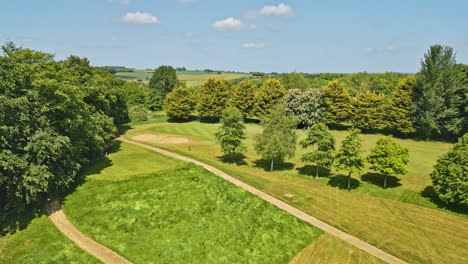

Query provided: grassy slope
[61,142,380,263]
[0,214,98,264]
[123,116,468,264]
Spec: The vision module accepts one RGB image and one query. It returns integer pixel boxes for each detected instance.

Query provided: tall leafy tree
[284,88,325,128]
[322,80,352,125]
[411,45,464,140]
[455,64,468,135]
[351,90,384,131]
[300,123,336,178]
[335,129,365,190]
[430,133,468,206]
[384,76,416,135]
[367,136,409,188]
[279,72,309,90]
[164,86,196,120]
[197,78,231,120]
[230,79,255,117]
[255,103,298,171]
[215,108,247,162]
[149,65,180,96]
[253,79,286,117]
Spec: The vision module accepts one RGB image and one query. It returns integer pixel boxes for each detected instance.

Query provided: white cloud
[260,4,294,17]
[212,17,256,32]
[241,43,265,48]
[121,12,160,24]
[177,0,197,3]
[108,0,131,4]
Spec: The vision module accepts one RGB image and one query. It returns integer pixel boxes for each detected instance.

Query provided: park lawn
[124,118,468,264]
[61,142,381,263]
[0,214,98,264]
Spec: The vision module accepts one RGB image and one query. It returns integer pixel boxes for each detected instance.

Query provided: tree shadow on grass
[296,165,331,178]
[328,175,360,190]
[167,116,198,123]
[361,172,402,188]
[421,186,468,215]
[216,153,248,165]
[253,159,295,171]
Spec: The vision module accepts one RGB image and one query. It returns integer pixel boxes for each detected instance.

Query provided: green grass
[124,117,468,264]
[62,142,359,264]
[0,213,98,264]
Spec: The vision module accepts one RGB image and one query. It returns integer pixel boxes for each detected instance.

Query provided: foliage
[351,90,384,131]
[149,65,180,96]
[255,104,298,171]
[215,108,246,162]
[411,45,465,140]
[0,43,128,213]
[284,88,324,128]
[278,72,309,90]
[163,86,196,120]
[197,78,231,120]
[229,79,255,117]
[321,80,352,125]
[367,136,409,188]
[335,129,365,190]
[300,123,335,178]
[253,79,286,117]
[431,133,468,206]
[455,64,468,135]
[342,72,403,96]
[384,76,416,135]
[128,105,148,121]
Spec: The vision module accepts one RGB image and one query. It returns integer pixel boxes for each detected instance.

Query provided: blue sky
[1,0,467,73]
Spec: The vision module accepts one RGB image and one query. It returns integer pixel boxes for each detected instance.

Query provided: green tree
[284,88,324,128]
[322,80,352,125]
[128,105,148,121]
[280,72,309,90]
[215,108,247,162]
[430,133,468,206]
[230,79,255,117]
[253,79,286,117]
[351,90,384,131]
[335,129,365,190]
[384,76,416,135]
[411,45,464,140]
[149,65,180,96]
[197,78,231,120]
[164,86,196,120]
[300,123,336,178]
[367,136,409,188]
[255,103,298,171]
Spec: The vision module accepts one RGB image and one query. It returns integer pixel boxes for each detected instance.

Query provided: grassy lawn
[60,142,381,263]
[0,213,98,264]
[122,115,468,264]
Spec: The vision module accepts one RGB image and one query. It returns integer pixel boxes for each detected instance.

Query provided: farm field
[58,141,382,263]
[122,113,468,264]
[114,70,252,86]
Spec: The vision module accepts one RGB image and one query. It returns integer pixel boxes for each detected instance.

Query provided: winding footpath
[117,137,408,264]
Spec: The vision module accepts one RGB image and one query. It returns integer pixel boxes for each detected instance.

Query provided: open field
[59,141,382,263]
[122,113,468,264]
[114,70,252,86]
[0,213,98,264]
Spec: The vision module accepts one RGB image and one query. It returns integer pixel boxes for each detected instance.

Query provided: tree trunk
[270,159,274,171]
[316,164,319,179]
[347,171,352,191]
[384,175,388,188]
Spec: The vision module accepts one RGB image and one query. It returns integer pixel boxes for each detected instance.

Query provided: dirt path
[46,197,133,264]
[118,136,408,264]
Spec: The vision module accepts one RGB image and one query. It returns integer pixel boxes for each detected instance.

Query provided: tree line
[0,43,129,216]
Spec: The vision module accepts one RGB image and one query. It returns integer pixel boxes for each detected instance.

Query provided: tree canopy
[197,78,231,120]
[230,79,255,117]
[384,76,416,135]
[215,108,247,162]
[164,86,196,120]
[284,88,324,128]
[300,123,336,178]
[322,80,352,125]
[149,65,180,96]
[335,129,365,190]
[253,79,286,117]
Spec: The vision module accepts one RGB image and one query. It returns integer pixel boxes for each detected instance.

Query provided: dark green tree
[149,65,180,96]
[367,136,409,188]
[322,80,352,125]
[253,79,286,117]
[351,90,384,131]
[335,129,365,190]
[215,108,247,162]
[430,133,468,206]
[164,86,196,120]
[300,123,336,178]
[197,78,231,120]
[230,79,255,117]
[255,103,298,171]
[384,76,416,135]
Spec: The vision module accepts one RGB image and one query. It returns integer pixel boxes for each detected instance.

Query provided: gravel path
[118,136,408,264]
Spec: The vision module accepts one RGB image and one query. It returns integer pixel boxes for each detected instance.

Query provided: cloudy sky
[1,0,467,73]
